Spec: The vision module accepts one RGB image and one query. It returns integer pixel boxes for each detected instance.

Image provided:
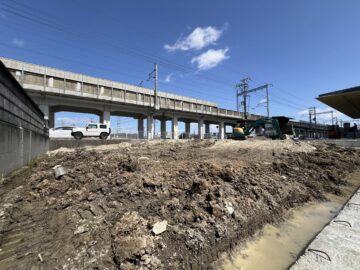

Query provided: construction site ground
[0,139,359,270]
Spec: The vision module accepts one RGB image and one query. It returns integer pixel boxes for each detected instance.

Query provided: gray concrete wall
[0,60,49,176]
[321,139,360,148]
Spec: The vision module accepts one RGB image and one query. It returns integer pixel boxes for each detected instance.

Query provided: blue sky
[1,0,359,132]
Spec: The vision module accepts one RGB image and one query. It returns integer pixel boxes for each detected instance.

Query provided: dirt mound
[0,141,359,269]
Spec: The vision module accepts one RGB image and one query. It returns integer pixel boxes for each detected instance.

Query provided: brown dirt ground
[0,140,359,270]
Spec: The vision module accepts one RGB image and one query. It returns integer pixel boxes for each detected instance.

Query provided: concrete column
[39,104,50,128]
[161,120,167,139]
[101,111,111,125]
[198,119,205,139]
[185,121,191,139]
[138,118,144,139]
[172,116,178,140]
[219,121,225,140]
[205,123,210,138]
[49,111,55,128]
[147,115,154,140]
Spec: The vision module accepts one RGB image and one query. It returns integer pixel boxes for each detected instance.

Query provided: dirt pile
[0,140,359,270]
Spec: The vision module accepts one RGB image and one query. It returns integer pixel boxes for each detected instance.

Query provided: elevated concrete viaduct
[1,57,331,139]
[1,57,255,140]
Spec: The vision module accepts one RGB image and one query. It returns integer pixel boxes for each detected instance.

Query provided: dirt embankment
[0,140,359,270]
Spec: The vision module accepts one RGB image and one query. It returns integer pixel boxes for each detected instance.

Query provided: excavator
[231,118,285,140]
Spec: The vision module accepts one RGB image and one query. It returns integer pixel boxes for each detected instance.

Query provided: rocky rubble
[0,141,359,270]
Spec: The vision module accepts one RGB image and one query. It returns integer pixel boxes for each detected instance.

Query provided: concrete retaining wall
[0,60,49,176]
[321,139,360,148]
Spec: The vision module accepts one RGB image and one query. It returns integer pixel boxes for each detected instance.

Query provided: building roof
[317,86,360,119]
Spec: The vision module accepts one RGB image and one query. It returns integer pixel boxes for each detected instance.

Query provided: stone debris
[225,201,235,215]
[74,224,89,235]
[53,165,67,179]
[138,156,150,162]
[152,220,167,235]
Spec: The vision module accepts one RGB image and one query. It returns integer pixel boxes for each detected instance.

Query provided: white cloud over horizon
[12,38,24,48]
[164,25,226,52]
[191,48,229,71]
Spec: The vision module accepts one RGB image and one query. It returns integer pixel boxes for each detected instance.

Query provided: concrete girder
[50,105,102,116]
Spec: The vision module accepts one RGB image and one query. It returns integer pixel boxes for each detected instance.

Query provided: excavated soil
[0,140,359,270]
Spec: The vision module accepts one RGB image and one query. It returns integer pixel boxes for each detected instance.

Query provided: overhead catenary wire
[1,0,314,115]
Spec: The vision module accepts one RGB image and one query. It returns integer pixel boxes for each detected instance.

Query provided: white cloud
[12,38,24,48]
[191,48,229,71]
[164,73,173,83]
[164,25,226,52]
[257,98,267,105]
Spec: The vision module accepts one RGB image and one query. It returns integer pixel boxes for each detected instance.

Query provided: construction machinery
[231,118,285,140]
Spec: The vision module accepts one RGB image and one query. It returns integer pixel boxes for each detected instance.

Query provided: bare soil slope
[0,140,359,270]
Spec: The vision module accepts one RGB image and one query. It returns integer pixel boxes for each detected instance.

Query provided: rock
[74,224,89,235]
[225,201,234,215]
[138,156,150,162]
[53,165,67,179]
[152,220,167,235]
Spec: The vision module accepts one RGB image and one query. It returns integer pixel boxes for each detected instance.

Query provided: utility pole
[147,63,159,110]
[154,63,158,110]
[265,84,270,118]
[313,110,334,125]
[308,107,317,138]
[314,107,317,138]
[236,78,250,119]
[236,78,271,119]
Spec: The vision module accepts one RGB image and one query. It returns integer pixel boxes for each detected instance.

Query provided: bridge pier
[219,121,225,140]
[100,111,110,125]
[172,116,178,140]
[185,121,191,139]
[205,123,210,138]
[147,115,154,140]
[161,119,166,139]
[38,104,54,128]
[138,118,144,139]
[198,120,205,139]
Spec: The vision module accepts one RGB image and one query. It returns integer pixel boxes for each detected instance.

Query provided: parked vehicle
[71,123,111,140]
[49,126,74,138]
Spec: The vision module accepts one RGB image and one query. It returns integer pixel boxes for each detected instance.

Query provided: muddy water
[221,172,360,270]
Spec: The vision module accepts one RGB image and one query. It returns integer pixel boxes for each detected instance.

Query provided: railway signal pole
[236,78,271,119]
[147,63,159,110]
[308,107,317,138]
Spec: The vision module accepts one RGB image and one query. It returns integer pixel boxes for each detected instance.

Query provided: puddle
[220,172,360,270]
